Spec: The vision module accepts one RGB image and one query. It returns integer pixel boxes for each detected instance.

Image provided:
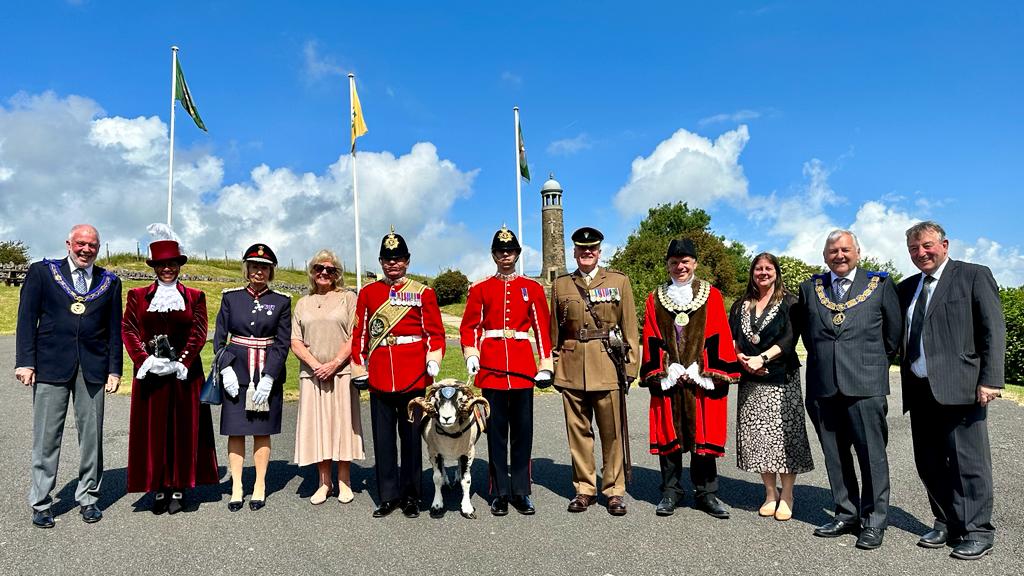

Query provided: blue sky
[1,1,1021,284]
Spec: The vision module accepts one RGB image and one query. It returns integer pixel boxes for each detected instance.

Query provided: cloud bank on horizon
[1,91,1022,287]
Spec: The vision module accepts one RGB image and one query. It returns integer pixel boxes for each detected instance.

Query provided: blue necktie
[74,269,87,294]
[834,278,849,301]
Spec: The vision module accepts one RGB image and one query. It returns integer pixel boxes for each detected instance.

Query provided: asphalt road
[1,334,1021,576]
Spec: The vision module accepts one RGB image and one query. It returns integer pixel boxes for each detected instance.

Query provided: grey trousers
[29,371,105,511]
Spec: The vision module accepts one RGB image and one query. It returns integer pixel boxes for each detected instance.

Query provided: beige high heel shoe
[338,482,354,504]
[774,499,793,521]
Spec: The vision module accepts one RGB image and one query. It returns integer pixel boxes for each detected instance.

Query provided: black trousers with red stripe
[482,388,534,497]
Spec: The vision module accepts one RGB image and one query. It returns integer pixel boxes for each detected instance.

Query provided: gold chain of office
[657,280,711,328]
[814,275,880,325]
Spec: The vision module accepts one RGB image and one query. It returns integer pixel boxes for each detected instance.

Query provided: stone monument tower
[540,173,567,283]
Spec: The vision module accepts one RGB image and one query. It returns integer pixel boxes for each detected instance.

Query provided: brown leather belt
[576,327,610,341]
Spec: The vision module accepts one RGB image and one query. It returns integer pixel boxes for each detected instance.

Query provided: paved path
[1,334,1021,576]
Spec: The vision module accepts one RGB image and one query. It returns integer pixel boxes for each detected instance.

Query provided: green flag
[175,59,207,132]
[518,122,530,182]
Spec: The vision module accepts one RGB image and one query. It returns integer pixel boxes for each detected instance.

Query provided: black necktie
[906,275,934,364]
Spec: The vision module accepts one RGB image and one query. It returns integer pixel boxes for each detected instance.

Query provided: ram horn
[464,396,491,423]
[407,396,434,423]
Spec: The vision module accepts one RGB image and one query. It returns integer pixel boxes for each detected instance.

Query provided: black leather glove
[534,370,553,389]
[352,376,370,391]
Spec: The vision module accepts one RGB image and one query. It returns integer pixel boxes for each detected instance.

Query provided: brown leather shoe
[567,494,597,513]
[607,496,627,516]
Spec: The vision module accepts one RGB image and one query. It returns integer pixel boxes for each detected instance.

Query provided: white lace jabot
[148,281,186,312]
[666,276,694,307]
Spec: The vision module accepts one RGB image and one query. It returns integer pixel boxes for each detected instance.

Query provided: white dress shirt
[829,267,858,299]
[908,257,949,378]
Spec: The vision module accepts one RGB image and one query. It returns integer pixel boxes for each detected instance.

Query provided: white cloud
[613,125,750,216]
[500,71,522,86]
[547,133,593,156]
[0,91,480,278]
[302,40,346,81]
[698,109,762,127]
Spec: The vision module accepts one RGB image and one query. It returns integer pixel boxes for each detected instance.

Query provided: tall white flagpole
[514,106,524,275]
[167,46,178,227]
[350,73,363,292]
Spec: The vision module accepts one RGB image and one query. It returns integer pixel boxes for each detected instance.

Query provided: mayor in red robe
[640,238,739,518]
[122,240,218,514]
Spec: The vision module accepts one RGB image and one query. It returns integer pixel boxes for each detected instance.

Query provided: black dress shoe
[401,497,420,518]
[80,504,103,523]
[950,540,994,560]
[918,528,948,549]
[152,491,169,515]
[227,499,244,512]
[32,508,55,529]
[372,499,399,518]
[168,492,184,515]
[490,496,509,516]
[510,495,535,515]
[856,527,885,550]
[248,499,266,511]
[655,496,678,517]
[813,518,860,538]
[695,493,729,519]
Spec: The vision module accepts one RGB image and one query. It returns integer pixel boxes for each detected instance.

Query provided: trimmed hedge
[1002,287,1023,385]
[432,269,469,306]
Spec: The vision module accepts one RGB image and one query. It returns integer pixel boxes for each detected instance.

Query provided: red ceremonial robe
[122,282,219,492]
[640,280,740,457]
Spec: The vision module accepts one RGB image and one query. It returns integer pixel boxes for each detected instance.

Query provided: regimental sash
[45,259,116,315]
[813,272,885,326]
[367,279,428,353]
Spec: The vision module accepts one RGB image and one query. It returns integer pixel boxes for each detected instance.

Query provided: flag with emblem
[350,76,368,153]
[174,58,206,132]
[517,121,530,182]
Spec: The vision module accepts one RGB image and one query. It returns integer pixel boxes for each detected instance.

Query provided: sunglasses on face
[313,264,339,276]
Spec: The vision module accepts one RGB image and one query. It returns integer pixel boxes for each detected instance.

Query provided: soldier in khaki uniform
[550,227,640,516]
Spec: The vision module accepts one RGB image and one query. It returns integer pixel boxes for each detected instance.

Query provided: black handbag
[200,349,224,406]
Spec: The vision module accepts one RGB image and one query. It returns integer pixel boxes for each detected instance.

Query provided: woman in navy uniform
[214,244,291,511]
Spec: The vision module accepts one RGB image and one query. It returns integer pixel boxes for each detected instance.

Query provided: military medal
[70,301,86,315]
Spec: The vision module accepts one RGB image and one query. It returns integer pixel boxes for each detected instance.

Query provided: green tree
[859,256,904,284]
[0,240,30,265]
[777,255,822,294]
[608,202,750,323]
[432,268,469,306]
[1001,287,1024,385]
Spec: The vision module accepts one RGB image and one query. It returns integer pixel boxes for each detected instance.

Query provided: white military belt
[378,335,423,347]
[483,329,531,340]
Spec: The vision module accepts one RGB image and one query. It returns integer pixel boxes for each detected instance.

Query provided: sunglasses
[312,264,339,276]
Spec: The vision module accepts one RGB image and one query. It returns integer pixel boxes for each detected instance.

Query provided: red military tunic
[460,274,553,389]
[640,280,740,458]
[351,278,446,393]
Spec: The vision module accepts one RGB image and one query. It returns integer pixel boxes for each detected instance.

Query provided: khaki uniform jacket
[550,267,640,391]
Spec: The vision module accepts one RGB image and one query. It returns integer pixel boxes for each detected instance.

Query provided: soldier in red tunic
[351,227,446,518]
[460,226,553,516]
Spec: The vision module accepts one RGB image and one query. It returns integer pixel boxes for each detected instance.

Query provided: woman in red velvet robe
[122,240,219,514]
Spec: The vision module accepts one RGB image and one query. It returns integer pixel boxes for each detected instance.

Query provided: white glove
[684,362,716,390]
[172,361,188,380]
[661,363,686,390]
[149,358,178,376]
[221,367,239,398]
[426,360,440,378]
[252,375,274,405]
[136,352,163,379]
[466,356,480,376]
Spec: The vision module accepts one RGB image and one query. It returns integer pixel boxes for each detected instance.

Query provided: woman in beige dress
[291,249,364,504]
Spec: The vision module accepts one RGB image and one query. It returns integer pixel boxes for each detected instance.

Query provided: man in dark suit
[898,221,1005,560]
[15,224,123,528]
[797,229,901,550]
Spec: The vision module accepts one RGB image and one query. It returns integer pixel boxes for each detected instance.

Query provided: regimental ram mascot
[407,379,490,519]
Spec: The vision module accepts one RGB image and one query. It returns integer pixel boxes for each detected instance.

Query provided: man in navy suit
[898,221,1005,560]
[15,224,123,528]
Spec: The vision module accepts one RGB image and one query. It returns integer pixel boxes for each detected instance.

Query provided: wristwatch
[760,353,770,364]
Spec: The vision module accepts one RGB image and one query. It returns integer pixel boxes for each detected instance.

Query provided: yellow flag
[350,78,368,153]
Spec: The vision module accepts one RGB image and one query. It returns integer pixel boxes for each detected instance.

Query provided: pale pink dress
[292,290,364,465]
